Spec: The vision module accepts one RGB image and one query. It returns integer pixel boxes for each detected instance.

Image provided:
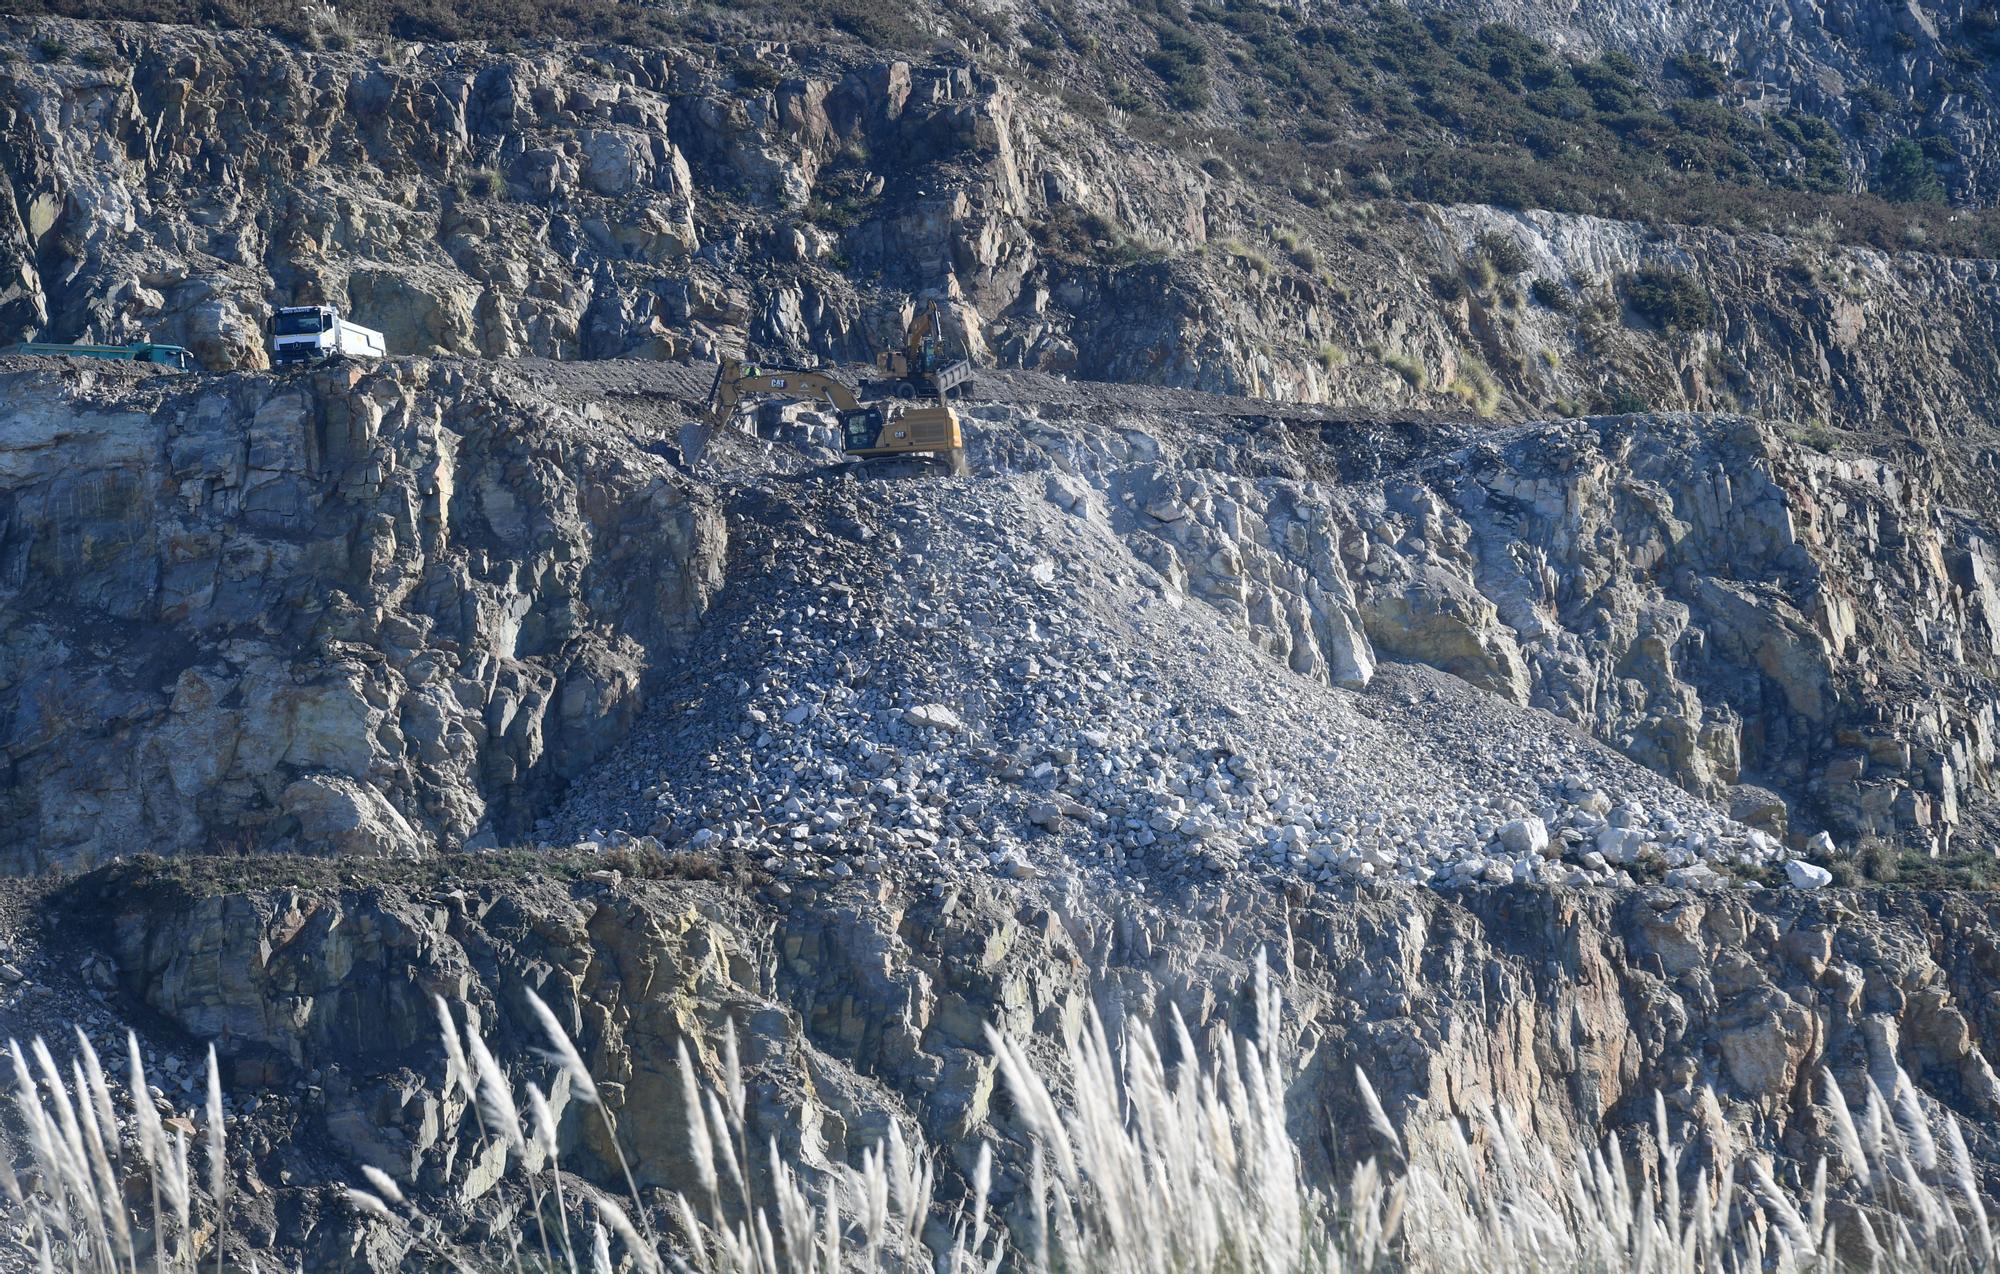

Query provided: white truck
[268,305,387,366]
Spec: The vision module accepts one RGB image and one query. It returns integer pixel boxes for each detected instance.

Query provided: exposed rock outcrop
[0,357,723,871]
[8,356,1996,874]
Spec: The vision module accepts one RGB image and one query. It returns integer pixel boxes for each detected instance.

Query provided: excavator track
[828,451,968,481]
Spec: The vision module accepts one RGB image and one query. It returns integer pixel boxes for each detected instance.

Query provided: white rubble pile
[553,436,1808,894]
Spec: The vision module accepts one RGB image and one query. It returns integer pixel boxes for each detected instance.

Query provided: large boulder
[280,775,426,858]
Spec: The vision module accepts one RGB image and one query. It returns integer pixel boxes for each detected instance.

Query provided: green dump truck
[2,341,196,370]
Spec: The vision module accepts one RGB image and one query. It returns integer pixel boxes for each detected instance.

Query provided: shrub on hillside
[1666,52,1728,97]
[1477,230,1534,276]
[1875,138,1947,203]
[1530,276,1574,312]
[1624,266,1714,331]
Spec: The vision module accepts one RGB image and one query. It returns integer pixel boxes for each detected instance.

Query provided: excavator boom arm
[682,355,962,470]
[704,361,863,425]
[684,358,871,466]
[902,301,939,358]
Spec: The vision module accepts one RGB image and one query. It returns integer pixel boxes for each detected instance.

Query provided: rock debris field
[554,398,1794,896]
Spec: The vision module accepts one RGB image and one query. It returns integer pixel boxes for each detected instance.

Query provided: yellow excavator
[678,357,967,476]
[871,299,975,401]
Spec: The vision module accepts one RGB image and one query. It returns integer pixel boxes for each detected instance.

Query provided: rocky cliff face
[15,857,1995,1266]
[8,353,1997,876]
[16,13,2000,453]
[10,6,2000,1266]
[0,356,723,872]
[1119,407,2000,857]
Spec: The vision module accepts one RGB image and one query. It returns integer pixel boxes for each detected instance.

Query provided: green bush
[1873,138,1946,202]
[1447,355,1500,415]
[1852,84,1896,116]
[460,167,503,198]
[1379,347,1428,388]
[1218,237,1272,273]
[1476,230,1532,276]
[732,57,783,90]
[1529,277,1573,311]
[1144,22,1213,110]
[1874,846,1999,888]
[1666,52,1727,97]
[1623,266,1714,331]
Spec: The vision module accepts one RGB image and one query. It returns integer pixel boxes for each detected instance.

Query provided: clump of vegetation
[799,143,878,233]
[1666,51,1729,97]
[1035,207,1171,267]
[457,167,504,198]
[9,961,2000,1272]
[1377,346,1428,389]
[1218,237,1273,274]
[1315,342,1348,371]
[1476,230,1533,276]
[1143,15,1212,110]
[1624,265,1715,331]
[1854,842,2000,888]
[1595,384,1653,414]
[1429,271,1468,301]
[731,56,784,90]
[33,34,69,61]
[1447,355,1501,414]
[1530,276,1575,312]
[1797,417,1837,453]
[1873,138,1947,203]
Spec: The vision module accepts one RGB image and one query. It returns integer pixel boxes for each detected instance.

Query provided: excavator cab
[839,407,889,453]
[840,403,964,472]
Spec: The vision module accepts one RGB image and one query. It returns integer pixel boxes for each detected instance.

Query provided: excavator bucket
[679,420,714,466]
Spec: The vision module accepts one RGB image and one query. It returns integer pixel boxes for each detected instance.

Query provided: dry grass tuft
[4,957,1998,1271]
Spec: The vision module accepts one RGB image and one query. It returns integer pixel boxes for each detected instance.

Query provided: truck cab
[270,306,340,364]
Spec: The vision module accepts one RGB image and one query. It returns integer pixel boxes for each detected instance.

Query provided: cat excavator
[870,299,975,401]
[678,357,967,476]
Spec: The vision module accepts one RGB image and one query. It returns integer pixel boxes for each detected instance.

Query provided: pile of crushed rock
[553,439,1808,895]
